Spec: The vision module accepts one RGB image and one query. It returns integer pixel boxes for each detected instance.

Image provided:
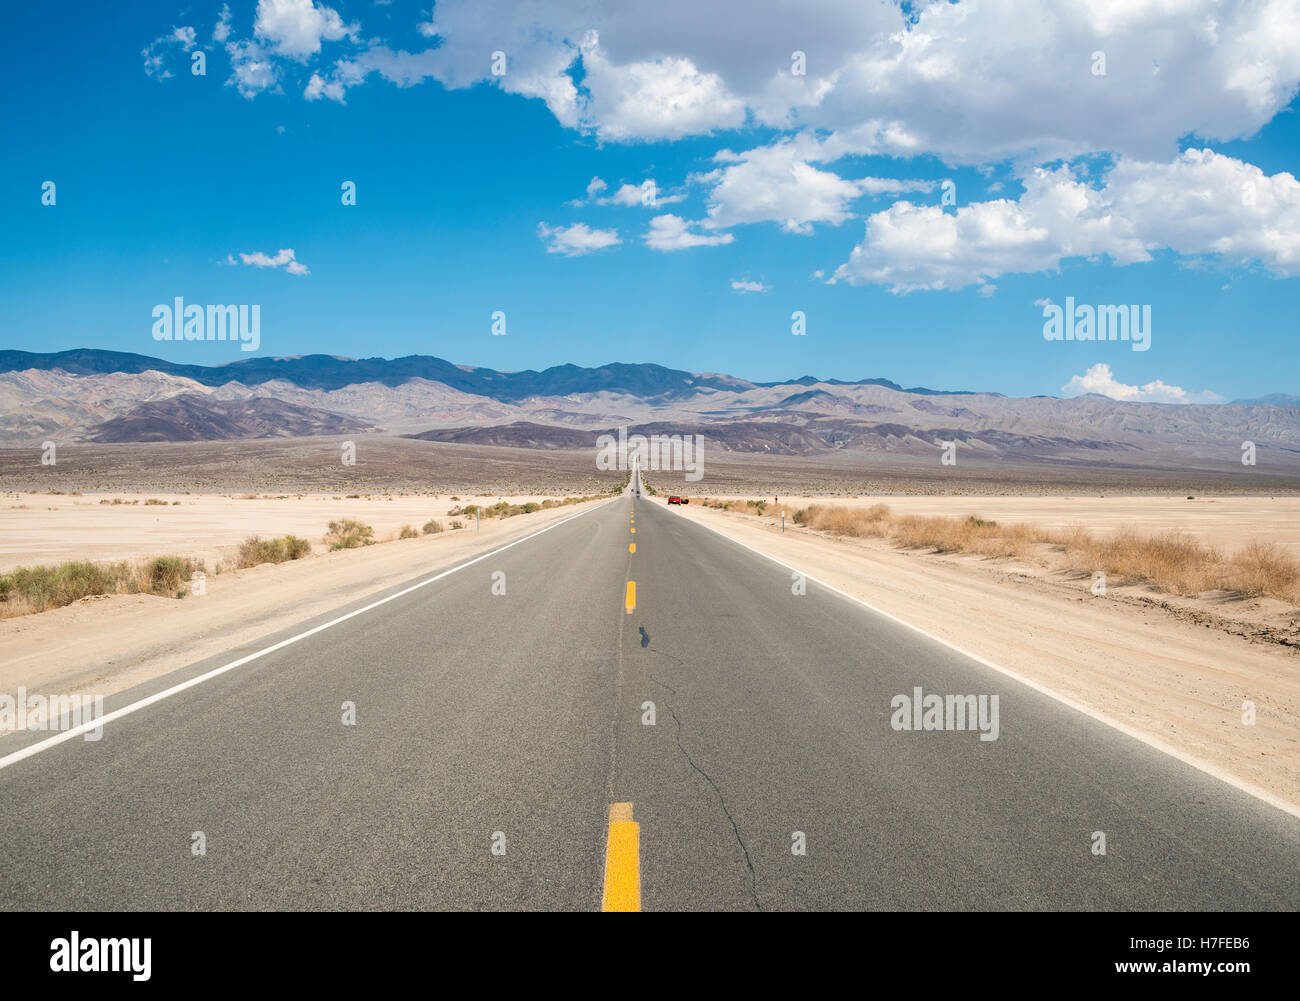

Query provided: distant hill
[86,394,374,442]
[1231,394,1300,407]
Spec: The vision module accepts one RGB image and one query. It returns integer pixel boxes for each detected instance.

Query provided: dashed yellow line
[629,543,636,553]
[601,802,640,912]
[625,581,636,613]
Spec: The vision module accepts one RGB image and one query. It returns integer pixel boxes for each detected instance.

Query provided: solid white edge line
[0,497,620,773]
[679,506,1300,821]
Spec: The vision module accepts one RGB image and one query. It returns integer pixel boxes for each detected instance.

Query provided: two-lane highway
[1,486,1297,909]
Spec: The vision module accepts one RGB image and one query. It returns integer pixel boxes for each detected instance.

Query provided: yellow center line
[625,580,636,613]
[629,542,635,553]
[602,802,640,912]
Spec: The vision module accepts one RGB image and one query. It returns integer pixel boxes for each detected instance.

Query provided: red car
[667,496,683,505]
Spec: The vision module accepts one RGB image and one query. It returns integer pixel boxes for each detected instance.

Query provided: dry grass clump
[697,497,1300,605]
[398,525,419,540]
[448,495,598,520]
[0,554,202,616]
[798,503,893,539]
[1224,542,1300,603]
[237,535,312,568]
[325,519,375,550]
[422,519,444,535]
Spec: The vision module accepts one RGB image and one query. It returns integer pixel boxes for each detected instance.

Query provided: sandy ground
[0,498,612,724]
[0,491,600,572]
[662,497,1300,808]
[695,493,1300,554]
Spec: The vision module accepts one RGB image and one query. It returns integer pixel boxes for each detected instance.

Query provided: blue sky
[2,0,1298,402]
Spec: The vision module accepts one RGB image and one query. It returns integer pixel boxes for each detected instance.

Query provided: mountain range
[0,350,1296,470]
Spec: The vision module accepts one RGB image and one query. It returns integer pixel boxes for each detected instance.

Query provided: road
[1,471,1297,910]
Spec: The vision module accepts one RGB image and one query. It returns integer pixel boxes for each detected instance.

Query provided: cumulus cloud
[833,150,1300,292]
[644,215,735,252]
[537,222,621,256]
[691,136,943,235]
[1061,363,1222,405]
[144,0,1300,286]
[226,39,281,97]
[384,0,1300,162]
[227,248,310,275]
[148,1,1300,163]
[572,30,746,141]
[254,0,356,61]
[730,279,770,293]
[703,140,864,234]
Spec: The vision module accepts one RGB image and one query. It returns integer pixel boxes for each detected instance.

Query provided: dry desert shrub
[703,497,1300,607]
[325,519,375,550]
[1223,542,1300,604]
[237,535,312,568]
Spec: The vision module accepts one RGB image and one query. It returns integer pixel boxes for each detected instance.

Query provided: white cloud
[144,0,1300,286]
[691,136,942,236]
[567,176,686,208]
[833,150,1300,292]
[537,222,621,256]
[141,24,197,79]
[365,0,1300,163]
[704,139,864,234]
[213,5,233,44]
[254,0,356,61]
[149,0,1300,168]
[573,30,746,141]
[226,39,281,97]
[857,177,937,197]
[730,279,770,293]
[1061,363,1222,405]
[1034,297,1053,307]
[305,71,346,102]
[644,215,735,252]
[228,248,310,275]
[976,284,996,298]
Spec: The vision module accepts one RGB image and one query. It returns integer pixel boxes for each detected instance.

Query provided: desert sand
[0,490,595,573]
[702,493,1300,554]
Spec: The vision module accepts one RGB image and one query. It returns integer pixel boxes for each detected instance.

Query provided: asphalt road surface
[1,473,1297,910]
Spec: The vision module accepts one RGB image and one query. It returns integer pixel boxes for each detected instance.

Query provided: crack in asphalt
[663,700,762,911]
